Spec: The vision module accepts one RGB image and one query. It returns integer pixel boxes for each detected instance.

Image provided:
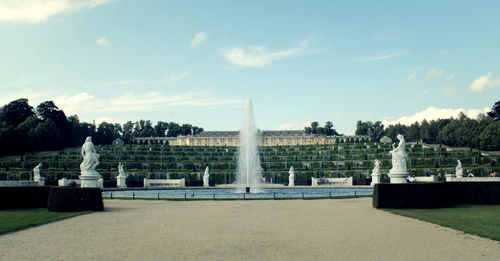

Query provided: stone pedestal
[80,175,100,188]
[456,169,463,179]
[370,174,380,187]
[35,177,46,186]
[388,170,408,184]
[203,177,209,187]
[117,176,127,188]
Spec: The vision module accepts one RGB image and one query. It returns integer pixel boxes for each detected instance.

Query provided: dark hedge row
[0,186,50,209]
[0,186,103,212]
[47,187,104,212]
[373,182,500,208]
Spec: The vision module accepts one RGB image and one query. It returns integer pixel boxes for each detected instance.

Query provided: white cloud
[168,70,190,82]
[467,72,500,92]
[382,106,491,126]
[446,73,455,81]
[426,69,445,79]
[405,72,417,82]
[0,0,116,23]
[97,37,110,47]
[276,122,309,130]
[191,32,207,48]
[52,91,243,116]
[221,42,307,68]
[354,52,406,62]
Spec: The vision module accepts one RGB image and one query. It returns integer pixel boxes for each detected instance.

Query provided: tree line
[0,98,204,156]
[304,121,340,136]
[355,101,500,151]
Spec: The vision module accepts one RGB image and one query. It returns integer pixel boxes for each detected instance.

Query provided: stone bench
[311,177,353,187]
[143,178,186,188]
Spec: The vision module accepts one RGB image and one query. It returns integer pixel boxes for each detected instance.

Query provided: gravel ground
[1,198,499,261]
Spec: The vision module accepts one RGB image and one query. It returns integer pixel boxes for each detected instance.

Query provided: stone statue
[388,134,409,183]
[289,166,295,187]
[117,162,126,177]
[370,159,381,187]
[456,160,463,178]
[33,163,42,181]
[116,162,127,188]
[80,136,100,176]
[203,167,210,187]
[389,134,408,172]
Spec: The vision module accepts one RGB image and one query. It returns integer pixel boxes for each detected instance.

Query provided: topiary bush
[0,186,50,209]
[47,187,103,212]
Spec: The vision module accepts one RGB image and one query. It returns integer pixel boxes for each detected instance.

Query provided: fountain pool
[102,187,373,200]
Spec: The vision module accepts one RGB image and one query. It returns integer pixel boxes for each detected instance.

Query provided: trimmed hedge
[373,182,500,209]
[47,187,104,212]
[0,186,50,209]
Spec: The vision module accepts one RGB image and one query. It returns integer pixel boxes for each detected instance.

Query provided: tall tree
[0,98,35,127]
[487,101,500,121]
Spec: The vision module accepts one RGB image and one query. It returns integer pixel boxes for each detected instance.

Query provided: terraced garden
[1,141,498,186]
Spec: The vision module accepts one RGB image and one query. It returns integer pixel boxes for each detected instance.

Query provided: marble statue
[79,136,101,188]
[33,163,42,181]
[289,166,295,187]
[456,160,463,178]
[80,136,100,176]
[388,134,409,183]
[117,162,126,177]
[370,159,381,187]
[116,162,127,188]
[203,167,210,187]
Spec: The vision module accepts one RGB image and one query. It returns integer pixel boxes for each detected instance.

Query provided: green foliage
[385,205,500,241]
[0,209,90,235]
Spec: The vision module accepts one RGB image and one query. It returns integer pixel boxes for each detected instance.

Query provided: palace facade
[133,130,371,146]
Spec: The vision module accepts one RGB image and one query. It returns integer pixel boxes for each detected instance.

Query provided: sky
[0,0,499,134]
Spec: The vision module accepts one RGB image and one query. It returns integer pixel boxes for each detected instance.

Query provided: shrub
[0,186,50,209]
[47,187,103,212]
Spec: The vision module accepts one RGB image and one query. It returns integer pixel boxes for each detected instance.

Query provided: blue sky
[0,0,499,134]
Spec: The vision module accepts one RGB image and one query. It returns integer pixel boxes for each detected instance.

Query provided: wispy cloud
[382,106,491,126]
[88,71,191,89]
[276,122,309,130]
[221,41,308,68]
[353,52,406,62]
[443,85,456,96]
[0,0,117,23]
[97,37,110,47]
[53,91,244,116]
[446,73,455,81]
[191,32,207,49]
[467,72,500,93]
[405,72,417,82]
[438,50,450,56]
[426,68,445,79]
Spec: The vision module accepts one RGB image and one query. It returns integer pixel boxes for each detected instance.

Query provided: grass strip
[0,209,91,236]
[384,205,500,242]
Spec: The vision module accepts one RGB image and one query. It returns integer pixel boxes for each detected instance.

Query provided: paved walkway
[1,198,499,260]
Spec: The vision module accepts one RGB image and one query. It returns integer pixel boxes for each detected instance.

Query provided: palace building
[133,130,371,146]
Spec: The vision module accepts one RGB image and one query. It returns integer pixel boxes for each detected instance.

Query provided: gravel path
[1,198,499,260]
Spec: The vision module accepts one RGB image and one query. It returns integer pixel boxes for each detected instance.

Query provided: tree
[95,122,121,145]
[310,121,319,134]
[121,121,135,143]
[0,98,35,127]
[28,119,63,151]
[479,121,500,150]
[154,121,169,137]
[487,101,500,121]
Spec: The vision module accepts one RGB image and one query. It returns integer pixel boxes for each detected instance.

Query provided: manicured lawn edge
[0,209,91,236]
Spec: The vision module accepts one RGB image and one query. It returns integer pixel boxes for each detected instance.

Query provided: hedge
[373,182,500,209]
[47,187,104,212]
[0,186,50,209]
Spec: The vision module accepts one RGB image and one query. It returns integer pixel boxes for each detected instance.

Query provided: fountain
[236,98,263,193]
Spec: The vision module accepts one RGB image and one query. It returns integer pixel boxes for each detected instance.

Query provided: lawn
[384,205,500,241]
[0,209,91,235]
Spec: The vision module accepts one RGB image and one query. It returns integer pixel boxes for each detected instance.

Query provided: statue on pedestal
[33,163,42,181]
[371,159,381,187]
[456,160,463,178]
[388,134,409,183]
[79,136,101,188]
[80,136,100,176]
[203,167,210,187]
[289,166,295,187]
[117,162,126,177]
[116,162,127,188]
